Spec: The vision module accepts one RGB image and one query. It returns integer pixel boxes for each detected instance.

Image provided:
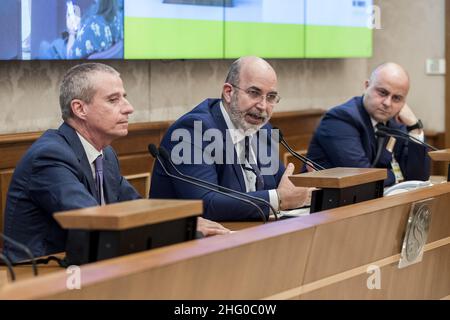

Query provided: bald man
[150,57,310,221]
[306,63,430,186]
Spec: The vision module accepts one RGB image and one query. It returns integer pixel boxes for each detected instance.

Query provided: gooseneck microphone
[375,130,438,151]
[158,146,278,220]
[148,144,268,223]
[0,233,38,276]
[0,252,16,282]
[272,127,325,171]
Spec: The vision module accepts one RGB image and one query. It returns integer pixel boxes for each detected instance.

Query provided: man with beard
[150,57,310,221]
[305,62,430,186]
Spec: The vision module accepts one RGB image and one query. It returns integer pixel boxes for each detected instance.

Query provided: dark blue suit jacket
[306,96,430,186]
[150,99,284,221]
[3,123,140,262]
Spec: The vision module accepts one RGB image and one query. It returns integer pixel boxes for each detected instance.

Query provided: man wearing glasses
[150,56,310,221]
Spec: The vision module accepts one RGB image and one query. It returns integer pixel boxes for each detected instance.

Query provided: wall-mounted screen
[125,0,224,59]
[223,0,305,58]
[305,0,372,58]
[0,0,372,60]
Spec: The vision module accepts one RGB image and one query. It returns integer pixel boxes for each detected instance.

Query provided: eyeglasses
[230,84,281,105]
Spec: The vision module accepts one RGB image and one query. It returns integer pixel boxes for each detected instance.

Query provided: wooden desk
[1,182,448,300]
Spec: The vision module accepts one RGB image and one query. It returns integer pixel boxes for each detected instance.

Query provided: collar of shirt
[370,117,385,131]
[77,132,103,178]
[219,101,253,145]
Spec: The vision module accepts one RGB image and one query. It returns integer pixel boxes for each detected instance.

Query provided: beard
[228,93,269,135]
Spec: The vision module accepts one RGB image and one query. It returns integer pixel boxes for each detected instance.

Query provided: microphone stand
[149,145,268,223]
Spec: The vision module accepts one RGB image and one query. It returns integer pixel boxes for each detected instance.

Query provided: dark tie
[375,122,384,131]
[244,136,265,191]
[374,122,393,168]
[94,155,105,205]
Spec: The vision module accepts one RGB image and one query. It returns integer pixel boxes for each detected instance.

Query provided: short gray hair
[59,63,119,121]
[225,58,242,86]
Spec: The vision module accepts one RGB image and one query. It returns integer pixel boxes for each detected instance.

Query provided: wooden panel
[1,183,449,299]
[299,244,450,300]
[0,170,14,244]
[426,191,450,242]
[119,154,154,176]
[54,199,202,230]
[0,143,36,170]
[126,173,150,198]
[446,0,450,150]
[302,188,450,284]
[271,110,325,138]
[111,122,167,155]
[284,151,307,174]
[289,167,387,188]
[429,149,450,161]
[0,218,316,299]
[271,110,325,158]
[281,134,316,152]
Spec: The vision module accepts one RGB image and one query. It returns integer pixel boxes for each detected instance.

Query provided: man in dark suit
[306,62,430,186]
[3,63,228,262]
[150,56,310,221]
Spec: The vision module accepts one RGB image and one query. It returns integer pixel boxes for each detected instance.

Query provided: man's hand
[197,217,230,237]
[276,163,312,210]
[395,103,423,135]
[395,103,418,127]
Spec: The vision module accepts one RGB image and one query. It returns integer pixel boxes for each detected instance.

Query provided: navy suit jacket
[3,123,140,262]
[150,99,284,221]
[306,96,430,186]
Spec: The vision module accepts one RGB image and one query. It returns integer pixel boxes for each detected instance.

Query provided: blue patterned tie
[94,155,105,205]
[244,136,265,191]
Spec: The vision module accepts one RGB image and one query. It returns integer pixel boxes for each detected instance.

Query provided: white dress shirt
[77,132,103,180]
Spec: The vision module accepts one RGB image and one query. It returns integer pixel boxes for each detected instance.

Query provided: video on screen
[0,0,124,60]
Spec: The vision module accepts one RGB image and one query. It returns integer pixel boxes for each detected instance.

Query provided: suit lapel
[210,101,246,192]
[58,122,98,202]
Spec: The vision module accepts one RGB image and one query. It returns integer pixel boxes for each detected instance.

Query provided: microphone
[272,126,325,171]
[158,146,279,220]
[148,144,268,223]
[0,252,16,282]
[0,233,38,276]
[375,130,438,151]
